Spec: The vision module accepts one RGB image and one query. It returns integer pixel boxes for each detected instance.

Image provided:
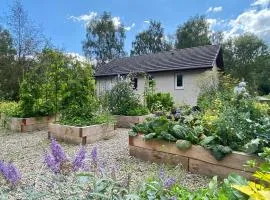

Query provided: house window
[132,78,138,90]
[175,74,183,89]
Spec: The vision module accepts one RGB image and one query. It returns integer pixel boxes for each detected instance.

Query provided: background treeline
[1,1,270,102]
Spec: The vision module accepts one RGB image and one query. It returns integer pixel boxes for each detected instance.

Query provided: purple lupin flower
[91,147,98,166]
[72,147,87,172]
[0,161,21,186]
[51,138,67,163]
[44,153,60,173]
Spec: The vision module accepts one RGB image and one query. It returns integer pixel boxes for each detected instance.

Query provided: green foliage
[176,140,192,150]
[130,20,172,56]
[146,92,174,112]
[0,26,19,100]
[58,61,99,126]
[105,77,149,116]
[175,15,211,49]
[0,101,21,117]
[131,78,269,160]
[231,148,270,200]
[139,176,230,200]
[223,33,270,94]
[19,49,70,117]
[198,76,270,158]
[83,12,126,66]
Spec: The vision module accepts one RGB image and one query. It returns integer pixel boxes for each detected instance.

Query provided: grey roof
[95,44,222,77]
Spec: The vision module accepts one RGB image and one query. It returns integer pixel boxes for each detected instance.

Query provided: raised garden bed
[114,114,153,128]
[48,123,116,144]
[0,113,56,132]
[129,134,261,179]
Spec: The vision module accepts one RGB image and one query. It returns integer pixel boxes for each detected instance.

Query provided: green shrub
[105,77,149,116]
[0,101,21,117]
[146,92,174,112]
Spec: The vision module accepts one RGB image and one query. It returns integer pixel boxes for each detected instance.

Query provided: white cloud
[124,23,135,31]
[207,6,223,13]
[207,18,217,29]
[65,52,98,65]
[112,16,121,29]
[251,0,270,7]
[223,8,270,41]
[69,12,97,22]
[144,20,150,24]
[69,12,126,30]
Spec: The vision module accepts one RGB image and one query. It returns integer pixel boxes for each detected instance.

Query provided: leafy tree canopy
[175,15,211,49]
[83,12,126,66]
[223,33,270,95]
[131,20,172,55]
[0,26,18,100]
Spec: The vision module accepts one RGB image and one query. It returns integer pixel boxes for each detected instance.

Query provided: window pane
[133,78,138,90]
[177,74,183,87]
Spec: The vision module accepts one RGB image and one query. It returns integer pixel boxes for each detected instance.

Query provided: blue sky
[1,0,270,57]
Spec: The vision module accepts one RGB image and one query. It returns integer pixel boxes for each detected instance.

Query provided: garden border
[0,113,56,132]
[129,135,261,178]
[114,114,153,128]
[48,123,116,145]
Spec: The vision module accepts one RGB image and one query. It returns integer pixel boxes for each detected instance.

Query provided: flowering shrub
[104,76,149,116]
[0,160,21,186]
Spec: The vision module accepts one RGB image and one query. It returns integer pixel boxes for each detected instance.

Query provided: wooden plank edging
[48,123,116,145]
[129,135,261,177]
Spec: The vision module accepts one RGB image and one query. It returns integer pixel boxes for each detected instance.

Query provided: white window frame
[175,73,184,90]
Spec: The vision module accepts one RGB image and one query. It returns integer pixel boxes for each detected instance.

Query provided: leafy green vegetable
[148,117,169,135]
[160,131,177,142]
[143,133,156,140]
[211,145,232,161]
[172,125,187,139]
[176,140,192,150]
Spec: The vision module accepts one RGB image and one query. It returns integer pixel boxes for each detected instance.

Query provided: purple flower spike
[72,147,87,172]
[0,161,21,185]
[44,153,60,173]
[91,147,98,165]
[159,168,165,180]
[164,177,176,189]
[4,163,22,185]
[0,160,5,174]
[51,138,67,163]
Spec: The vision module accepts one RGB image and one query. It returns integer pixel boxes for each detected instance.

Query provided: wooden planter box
[1,114,56,132]
[129,135,261,179]
[48,123,116,145]
[114,114,153,128]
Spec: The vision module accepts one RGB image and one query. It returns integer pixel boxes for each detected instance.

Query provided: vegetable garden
[0,50,270,199]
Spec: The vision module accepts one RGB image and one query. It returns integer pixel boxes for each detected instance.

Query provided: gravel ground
[0,127,211,199]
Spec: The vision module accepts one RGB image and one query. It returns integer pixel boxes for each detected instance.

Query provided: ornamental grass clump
[44,139,87,174]
[0,160,21,186]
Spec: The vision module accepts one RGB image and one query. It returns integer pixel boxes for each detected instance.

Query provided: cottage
[95,44,223,105]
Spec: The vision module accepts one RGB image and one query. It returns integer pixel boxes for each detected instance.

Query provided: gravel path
[0,128,211,199]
